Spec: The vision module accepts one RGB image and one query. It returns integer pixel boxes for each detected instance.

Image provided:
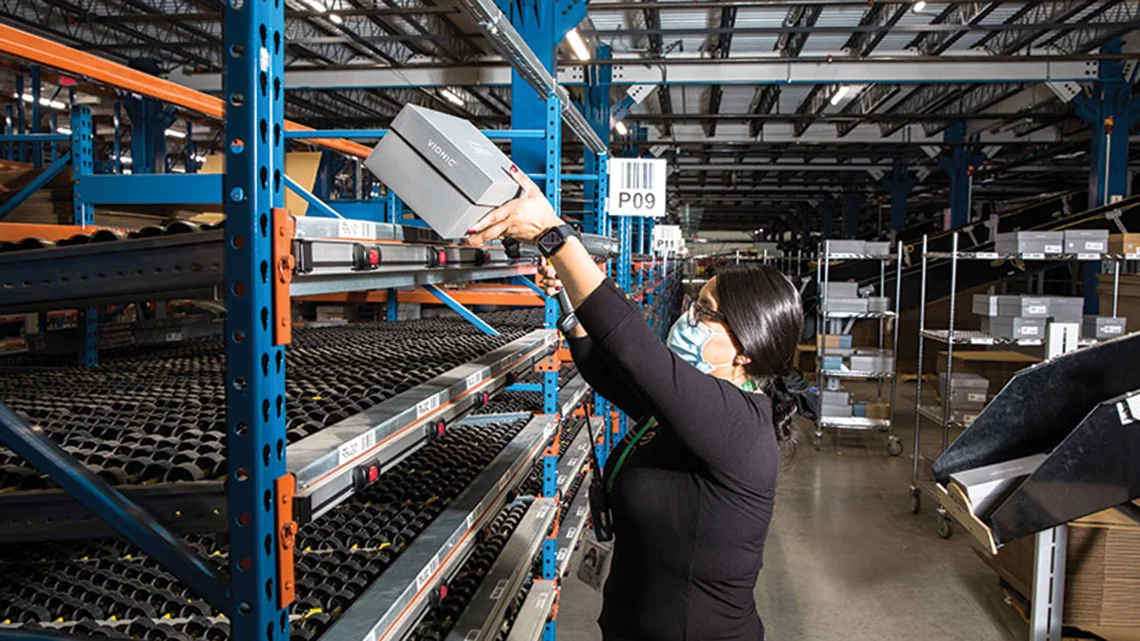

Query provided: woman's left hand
[465,165,562,246]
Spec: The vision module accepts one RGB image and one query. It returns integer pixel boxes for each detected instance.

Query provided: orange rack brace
[0,24,371,159]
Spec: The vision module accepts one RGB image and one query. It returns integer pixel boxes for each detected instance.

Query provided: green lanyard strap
[606,417,657,492]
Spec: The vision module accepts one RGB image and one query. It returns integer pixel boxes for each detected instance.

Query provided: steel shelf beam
[445,497,559,641]
[505,580,558,641]
[555,473,592,578]
[318,414,558,641]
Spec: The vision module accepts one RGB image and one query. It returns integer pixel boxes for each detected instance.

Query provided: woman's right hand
[537,263,563,297]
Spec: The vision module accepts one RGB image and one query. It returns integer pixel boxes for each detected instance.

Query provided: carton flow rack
[0,348,600,543]
[0,216,618,314]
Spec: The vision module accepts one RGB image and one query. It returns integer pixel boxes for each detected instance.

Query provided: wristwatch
[537,224,580,258]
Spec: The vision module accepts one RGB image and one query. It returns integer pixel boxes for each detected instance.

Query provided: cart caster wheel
[910,490,921,515]
[937,513,954,539]
[886,437,902,457]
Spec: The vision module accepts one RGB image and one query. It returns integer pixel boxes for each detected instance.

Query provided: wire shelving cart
[814,241,904,456]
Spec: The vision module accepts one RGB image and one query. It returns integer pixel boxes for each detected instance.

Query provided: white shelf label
[577,506,588,517]
[338,219,371,239]
[976,252,999,260]
[337,431,377,465]
[969,337,995,345]
[967,392,986,404]
[416,395,441,419]
[490,579,509,601]
[1022,253,1045,260]
[415,555,441,591]
[609,158,667,218]
[164,331,183,342]
[566,526,578,540]
[1077,253,1101,260]
[557,547,569,562]
[464,370,485,390]
[1127,253,1140,261]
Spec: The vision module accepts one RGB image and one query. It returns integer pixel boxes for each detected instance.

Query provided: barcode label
[1021,325,1040,336]
[621,160,656,190]
[1044,245,1062,253]
[970,337,995,345]
[164,331,183,342]
[967,393,986,403]
[490,579,509,601]
[337,431,377,465]
[566,526,578,540]
[1078,253,1101,260]
[1022,253,1045,260]
[577,506,588,517]
[976,252,998,259]
[1086,241,1105,251]
[416,396,440,418]
[610,158,667,218]
[465,370,485,390]
[1104,325,1123,334]
[1027,305,1047,315]
[415,555,441,590]
[557,548,569,562]
[338,219,370,238]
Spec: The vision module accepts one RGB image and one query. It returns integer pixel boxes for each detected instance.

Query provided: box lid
[390,105,520,206]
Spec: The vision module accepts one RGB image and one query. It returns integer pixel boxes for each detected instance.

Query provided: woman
[467,167,813,641]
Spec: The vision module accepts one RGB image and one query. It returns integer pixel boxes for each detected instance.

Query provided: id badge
[576,529,613,593]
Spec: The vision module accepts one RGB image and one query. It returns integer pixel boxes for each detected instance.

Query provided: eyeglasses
[683,293,728,328]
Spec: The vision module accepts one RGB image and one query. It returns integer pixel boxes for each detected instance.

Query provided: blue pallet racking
[0,4,679,641]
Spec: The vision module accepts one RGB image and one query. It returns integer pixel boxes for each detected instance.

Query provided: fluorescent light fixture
[13,93,67,111]
[328,12,343,23]
[565,28,591,62]
[120,156,133,166]
[614,121,629,136]
[830,86,850,106]
[440,88,465,107]
[56,126,72,135]
[164,128,187,139]
[300,0,326,11]
[913,0,926,11]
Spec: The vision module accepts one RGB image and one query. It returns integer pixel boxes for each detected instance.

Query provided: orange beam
[0,222,119,243]
[0,24,372,159]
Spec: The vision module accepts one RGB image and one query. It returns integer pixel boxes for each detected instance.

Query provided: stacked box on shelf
[823,281,868,314]
[821,390,852,418]
[1063,229,1109,255]
[827,240,866,254]
[938,372,990,410]
[864,241,891,256]
[1083,316,1128,340]
[994,231,1064,255]
[850,349,894,372]
[1109,233,1140,256]
[867,297,891,313]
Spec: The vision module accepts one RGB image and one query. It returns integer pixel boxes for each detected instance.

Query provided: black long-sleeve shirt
[568,279,779,641]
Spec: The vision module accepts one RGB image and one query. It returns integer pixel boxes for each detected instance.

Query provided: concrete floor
[558,384,1027,641]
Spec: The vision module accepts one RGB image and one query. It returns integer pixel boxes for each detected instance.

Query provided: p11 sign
[609,158,666,217]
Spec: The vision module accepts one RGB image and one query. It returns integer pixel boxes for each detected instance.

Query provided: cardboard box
[1109,233,1140,257]
[821,355,844,370]
[1064,229,1109,254]
[866,402,891,419]
[365,105,521,239]
[821,390,850,406]
[822,334,854,349]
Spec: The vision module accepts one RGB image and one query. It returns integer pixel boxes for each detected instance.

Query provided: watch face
[540,228,562,252]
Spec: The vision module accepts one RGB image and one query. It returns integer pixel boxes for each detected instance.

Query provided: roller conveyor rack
[0,217,618,314]
[0,363,596,641]
[0,311,560,540]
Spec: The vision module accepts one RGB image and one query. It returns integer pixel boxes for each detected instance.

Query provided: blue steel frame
[223,0,292,638]
[422,284,500,336]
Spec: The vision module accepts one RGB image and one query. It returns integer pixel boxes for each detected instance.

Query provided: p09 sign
[609,158,666,218]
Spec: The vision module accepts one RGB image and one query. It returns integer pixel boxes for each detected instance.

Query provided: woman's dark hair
[714,263,814,453]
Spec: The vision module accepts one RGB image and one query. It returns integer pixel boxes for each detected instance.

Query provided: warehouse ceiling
[0,0,1138,231]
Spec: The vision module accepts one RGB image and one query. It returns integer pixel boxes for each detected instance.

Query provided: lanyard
[605,417,656,493]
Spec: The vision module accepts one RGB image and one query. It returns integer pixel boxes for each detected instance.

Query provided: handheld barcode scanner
[499,238,579,334]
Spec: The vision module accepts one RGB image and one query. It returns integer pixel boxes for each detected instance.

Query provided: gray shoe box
[823,282,859,299]
[1047,297,1084,322]
[996,296,1050,318]
[994,231,1064,255]
[364,105,521,239]
[1082,315,1127,339]
[984,316,1046,340]
[826,240,866,255]
[864,241,892,256]
[1063,229,1109,254]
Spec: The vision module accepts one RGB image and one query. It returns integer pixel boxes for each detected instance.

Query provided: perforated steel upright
[223,0,293,638]
[70,105,98,368]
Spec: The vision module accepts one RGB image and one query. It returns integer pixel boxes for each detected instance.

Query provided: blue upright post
[48,112,57,162]
[15,75,24,163]
[4,105,12,160]
[1075,39,1139,314]
[821,197,836,240]
[30,65,42,168]
[500,0,585,597]
[937,121,986,230]
[185,121,197,173]
[842,191,861,239]
[224,0,292,636]
[125,96,176,174]
[113,102,123,174]
[882,158,916,231]
[71,106,97,368]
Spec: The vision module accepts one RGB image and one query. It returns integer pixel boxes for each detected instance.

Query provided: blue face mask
[667,311,720,373]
